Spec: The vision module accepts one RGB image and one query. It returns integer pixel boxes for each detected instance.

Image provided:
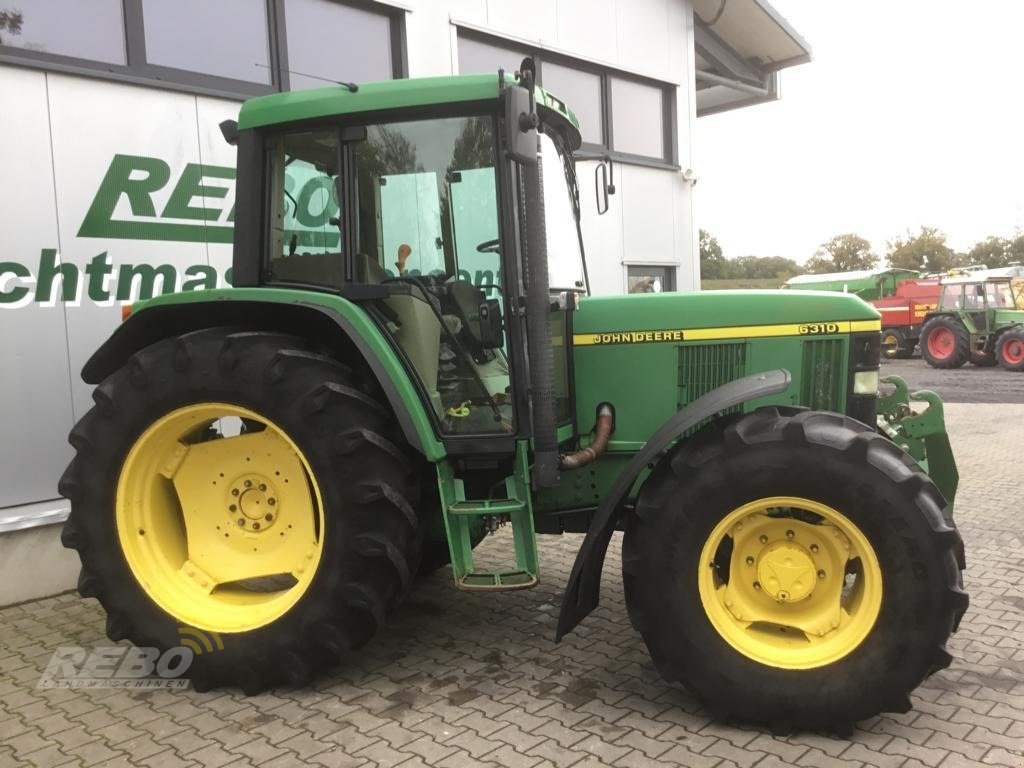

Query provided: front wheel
[921,317,969,368]
[995,329,1024,371]
[623,408,967,731]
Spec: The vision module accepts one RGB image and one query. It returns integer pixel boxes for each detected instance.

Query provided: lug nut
[265,513,273,522]
[268,498,276,506]
[810,544,819,553]
[745,556,754,566]
[229,504,237,512]
[753,581,761,590]
[231,488,240,497]
[244,479,253,488]
[759,534,768,544]
[786,529,795,539]
[237,518,245,526]
[259,483,267,491]
[817,569,826,579]
[253,522,261,530]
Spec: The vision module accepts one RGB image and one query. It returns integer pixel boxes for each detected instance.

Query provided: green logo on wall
[78,154,237,243]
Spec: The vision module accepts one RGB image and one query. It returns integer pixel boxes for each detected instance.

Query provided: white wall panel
[555,0,618,64]
[45,74,208,419]
[615,0,672,81]
[620,164,676,267]
[196,96,246,279]
[485,0,558,47]
[0,67,75,509]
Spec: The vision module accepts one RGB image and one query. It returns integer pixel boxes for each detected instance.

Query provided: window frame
[0,0,407,101]
[626,263,677,293]
[456,27,678,169]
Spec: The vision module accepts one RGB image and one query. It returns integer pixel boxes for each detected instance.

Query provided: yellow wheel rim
[116,403,325,634]
[697,496,882,669]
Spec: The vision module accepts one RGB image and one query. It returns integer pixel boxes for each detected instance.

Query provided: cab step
[436,442,539,592]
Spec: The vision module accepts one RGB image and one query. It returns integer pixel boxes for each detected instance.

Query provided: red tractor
[872,278,941,359]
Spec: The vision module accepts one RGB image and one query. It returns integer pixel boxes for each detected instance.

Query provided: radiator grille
[800,339,845,412]
[678,343,748,408]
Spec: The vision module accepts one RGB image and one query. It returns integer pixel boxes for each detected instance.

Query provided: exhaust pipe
[560,404,615,470]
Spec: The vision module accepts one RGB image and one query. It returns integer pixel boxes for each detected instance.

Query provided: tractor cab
[230,71,586,457]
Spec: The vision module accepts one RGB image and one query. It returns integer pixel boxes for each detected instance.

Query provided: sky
[694,0,1024,264]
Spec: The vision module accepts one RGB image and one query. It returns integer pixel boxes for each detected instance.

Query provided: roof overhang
[693,0,811,117]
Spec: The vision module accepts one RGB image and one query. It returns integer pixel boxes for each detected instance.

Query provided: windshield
[540,132,587,292]
[986,281,1015,308]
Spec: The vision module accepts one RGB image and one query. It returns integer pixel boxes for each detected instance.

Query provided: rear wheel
[921,317,969,368]
[995,330,1024,371]
[881,328,913,359]
[60,329,422,692]
[623,408,967,731]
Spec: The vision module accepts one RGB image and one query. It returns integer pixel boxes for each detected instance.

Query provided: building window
[542,62,603,146]
[457,36,527,78]
[610,76,664,158]
[627,265,675,293]
[0,0,125,64]
[0,0,405,99]
[457,29,674,165]
[141,0,272,84]
[282,0,396,90]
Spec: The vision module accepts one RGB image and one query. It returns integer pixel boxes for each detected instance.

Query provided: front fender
[82,288,446,461]
[555,369,792,641]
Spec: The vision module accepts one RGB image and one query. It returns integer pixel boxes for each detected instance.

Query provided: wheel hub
[757,542,815,603]
[699,497,883,669]
[229,474,278,531]
[116,403,324,634]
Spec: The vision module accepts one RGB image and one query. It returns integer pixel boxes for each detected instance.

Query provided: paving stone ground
[1,404,1022,768]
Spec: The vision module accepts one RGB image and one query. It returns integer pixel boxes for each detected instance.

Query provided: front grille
[678,342,748,408]
[800,339,845,411]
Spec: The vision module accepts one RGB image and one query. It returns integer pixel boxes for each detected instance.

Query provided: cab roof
[237,73,581,146]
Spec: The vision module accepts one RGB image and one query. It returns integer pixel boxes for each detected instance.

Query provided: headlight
[853,370,879,395]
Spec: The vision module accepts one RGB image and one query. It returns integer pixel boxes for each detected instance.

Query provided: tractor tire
[881,328,913,360]
[921,317,969,369]
[995,329,1024,371]
[60,328,423,693]
[623,408,967,732]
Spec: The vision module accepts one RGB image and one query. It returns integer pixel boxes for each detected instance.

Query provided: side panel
[0,67,76,509]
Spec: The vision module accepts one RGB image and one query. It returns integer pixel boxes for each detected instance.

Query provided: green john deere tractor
[920,273,1024,370]
[60,67,967,732]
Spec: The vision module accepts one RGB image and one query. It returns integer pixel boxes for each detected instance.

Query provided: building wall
[0,0,697,603]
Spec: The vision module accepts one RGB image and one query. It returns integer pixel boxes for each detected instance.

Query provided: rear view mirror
[595,156,616,215]
[504,84,538,165]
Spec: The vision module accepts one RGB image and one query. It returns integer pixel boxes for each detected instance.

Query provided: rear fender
[555,369,792,641]
[82,290,445,461]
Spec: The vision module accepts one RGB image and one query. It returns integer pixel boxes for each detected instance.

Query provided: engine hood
[574,290,880,340]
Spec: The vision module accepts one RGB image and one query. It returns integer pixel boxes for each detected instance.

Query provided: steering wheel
[476,238,501,253]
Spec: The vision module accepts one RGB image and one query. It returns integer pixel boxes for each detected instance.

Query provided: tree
[886,226,956,273]
[1011,233,1024,265]
[699,229,729,279]
[964,236,1012,269]
[0,8,23,45]
[804,234,877,274]
[731,255,800,279]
